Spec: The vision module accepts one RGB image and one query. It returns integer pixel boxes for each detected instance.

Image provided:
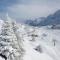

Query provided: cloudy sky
[0,0,60,21]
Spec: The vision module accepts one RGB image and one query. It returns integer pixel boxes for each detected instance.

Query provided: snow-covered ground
[17,24,60,60]
[0,19,60,60]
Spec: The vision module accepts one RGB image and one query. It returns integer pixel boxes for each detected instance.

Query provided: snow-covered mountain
[25,10,60,27]
[0,16,60,60]
[25,17,45,26]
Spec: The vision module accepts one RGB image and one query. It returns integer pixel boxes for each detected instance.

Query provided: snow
[23,39,53,60]
[0,19,60,60]
[19,24,60,60]
[0,20,4,32]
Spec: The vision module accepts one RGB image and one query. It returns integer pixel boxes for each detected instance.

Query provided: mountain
[39,10,60,26]
[25,17,45,26]
[25,10,60,27]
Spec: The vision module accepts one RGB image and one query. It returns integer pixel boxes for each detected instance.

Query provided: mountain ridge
[25,10,60,27]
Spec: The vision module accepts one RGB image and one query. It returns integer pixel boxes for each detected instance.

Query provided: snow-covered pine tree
[0,14,24,60]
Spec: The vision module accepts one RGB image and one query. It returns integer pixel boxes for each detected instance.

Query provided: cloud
[0,0,21,19]
[0,0,21,12]
[0,0,60,12]
[8,4,60,20]
[0,0,60,21]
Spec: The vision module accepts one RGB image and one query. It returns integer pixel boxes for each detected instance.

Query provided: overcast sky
[0,0,60,21]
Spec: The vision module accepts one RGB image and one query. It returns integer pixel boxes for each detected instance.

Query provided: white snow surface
[18,24,60,60]
[0,20,60,60]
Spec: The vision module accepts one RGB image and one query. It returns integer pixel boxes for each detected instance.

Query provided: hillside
[0,18,60,60]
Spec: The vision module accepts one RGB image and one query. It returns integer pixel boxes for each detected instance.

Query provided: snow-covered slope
[0,19,60,60]
[17,24,60,60]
